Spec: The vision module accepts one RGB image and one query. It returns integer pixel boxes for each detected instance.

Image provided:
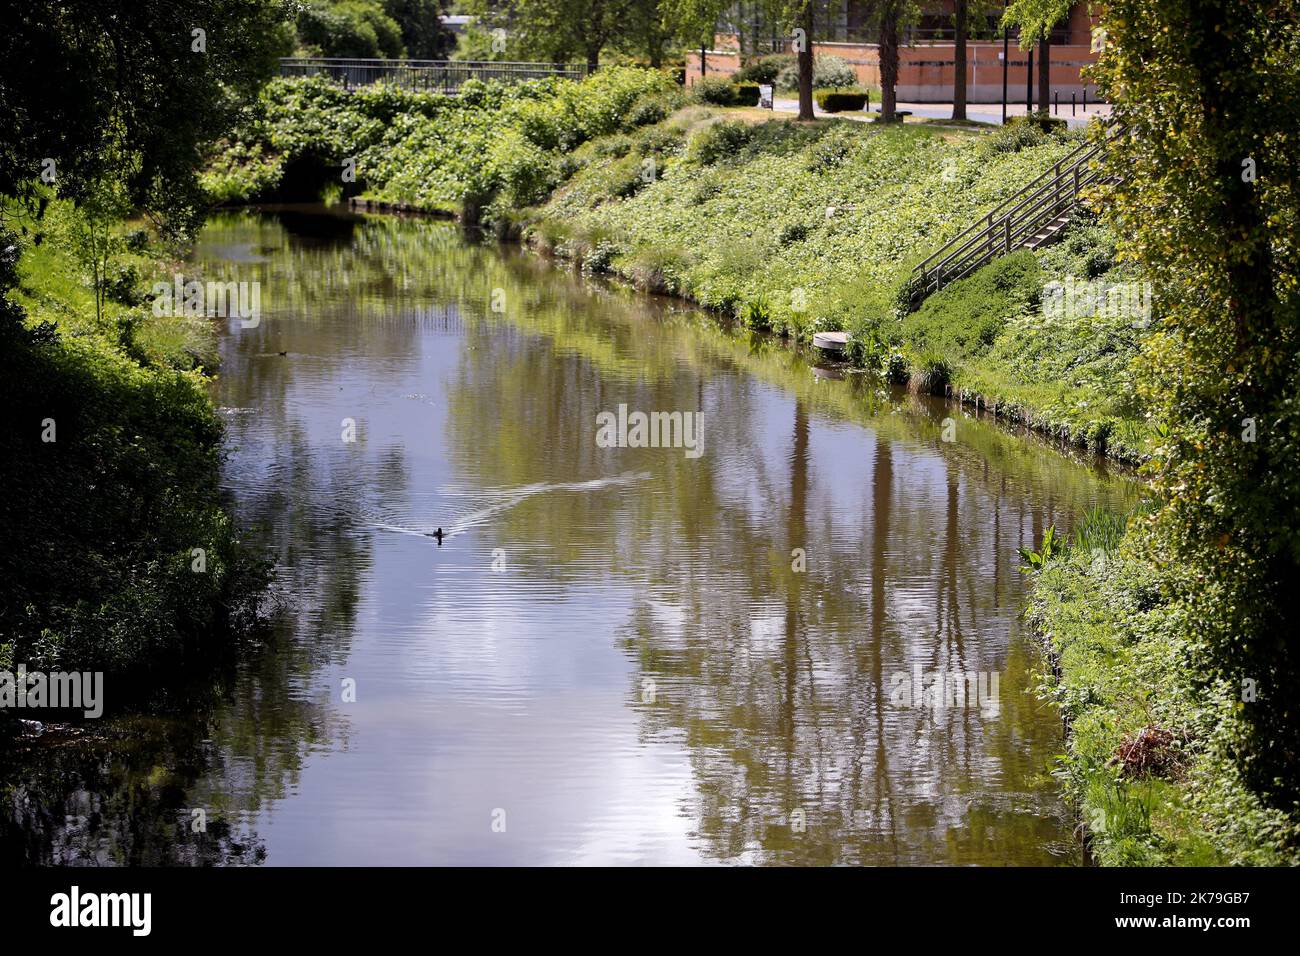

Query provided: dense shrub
[686,119,755,165]
[815,87,869,112]
[978,118,1052,156]
[297,0,405,59]
[1007,111,1068,134]
[0,212,265,682]
[206,68,674,223]
[693,76,739,105]
[627,89,689,127]
[777,55,857,92]
[692,78,760,108]
[735,54,791,85]
[778,222,810,245]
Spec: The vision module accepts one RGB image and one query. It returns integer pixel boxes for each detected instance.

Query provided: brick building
[688,1,1103,105]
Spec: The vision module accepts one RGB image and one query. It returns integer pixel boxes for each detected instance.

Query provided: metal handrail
[909,121,1123,305]
[912,136,1097,276]
[279,57,588,70]
[278,57,590,91]
[928,156,1106,282]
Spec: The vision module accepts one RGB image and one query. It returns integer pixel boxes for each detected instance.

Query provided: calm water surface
[1,206,1136,865]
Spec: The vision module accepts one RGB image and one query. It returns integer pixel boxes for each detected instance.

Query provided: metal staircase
[907,124,1120,309]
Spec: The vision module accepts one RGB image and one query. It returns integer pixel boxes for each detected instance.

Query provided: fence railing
[907,122,1123,307]
[278,58,589,92]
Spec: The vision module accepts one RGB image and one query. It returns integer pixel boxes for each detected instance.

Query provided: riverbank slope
[208,71,1151,462]
[1026,529,1300,864]
[0,200,262,704]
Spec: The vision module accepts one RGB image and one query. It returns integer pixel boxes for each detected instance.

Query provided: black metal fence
[278,58,590,93]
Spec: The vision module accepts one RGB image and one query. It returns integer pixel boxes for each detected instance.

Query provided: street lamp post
[1001,1,1009,124]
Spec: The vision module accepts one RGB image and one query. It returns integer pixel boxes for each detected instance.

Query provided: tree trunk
[700,44,707,76]
[587,47,600,73]
[1037,35,1050,117]
[953,0,968,121]
[880,11,899,121]
[797,4,815,120]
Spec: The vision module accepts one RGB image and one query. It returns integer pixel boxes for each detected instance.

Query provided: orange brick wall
[685,40,1101,104]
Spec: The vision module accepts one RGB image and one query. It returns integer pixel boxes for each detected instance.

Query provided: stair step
[908,124,1123,309]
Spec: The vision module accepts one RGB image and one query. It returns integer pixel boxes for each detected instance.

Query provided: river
[0,205,1136,865]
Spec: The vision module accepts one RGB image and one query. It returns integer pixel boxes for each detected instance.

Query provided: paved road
[771,97,1111,129]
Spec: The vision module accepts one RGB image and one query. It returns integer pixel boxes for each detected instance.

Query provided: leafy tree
[664,0,731,78]
[296,1,406,59]
[792,1,814,121]
[862,1,920,122]
[1002,0,1069,115]
[69,167,134,325]
[952,2,1001,121]
[1095,0,1300,806]
[0,0,294,238]
[620,0,674,67]
[750,1,817,121]
[382,0,455,58]
[452,23,509,61]
[462,0,633,70]
[954,0,970,120]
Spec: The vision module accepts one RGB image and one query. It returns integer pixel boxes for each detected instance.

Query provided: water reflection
[0,207,1136,865]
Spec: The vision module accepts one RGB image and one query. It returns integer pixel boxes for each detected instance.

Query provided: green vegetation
[294,1,453,59]
[0,0,286,699]
[458,0,675,68]
[1008,0,1300,867]
[1025,515,1300,864]
[734,53,859,93]
[200,0,1300,866]
[693,76,761,107]
[1088,0,1300,821]
[814,88,869,113]
[0,204,266,683]
[521,90,1145,454]
[205,68,678,224]
[210,68,1147,457]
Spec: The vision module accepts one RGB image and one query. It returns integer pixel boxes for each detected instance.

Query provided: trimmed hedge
[733,82,760,107]
[815,87,869,112]
[693,76,759,107]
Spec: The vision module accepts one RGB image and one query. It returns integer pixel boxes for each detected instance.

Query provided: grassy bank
[0,200,262,698]
[528,110,1148,459]
[1024,516,1300,865]
[209,71,1150,460]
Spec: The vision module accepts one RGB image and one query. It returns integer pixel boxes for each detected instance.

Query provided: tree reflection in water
[0,208,1137,865]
